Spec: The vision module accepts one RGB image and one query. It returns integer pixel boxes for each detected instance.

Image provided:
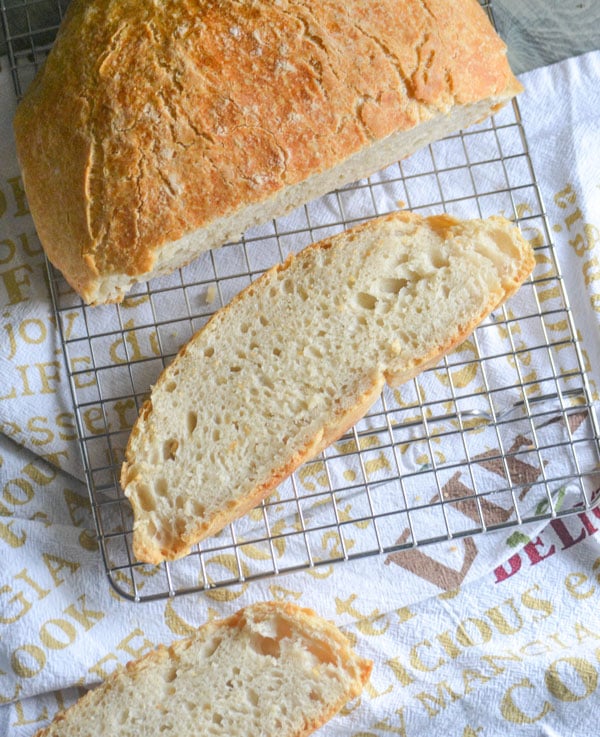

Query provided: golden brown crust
[14,0,521,304]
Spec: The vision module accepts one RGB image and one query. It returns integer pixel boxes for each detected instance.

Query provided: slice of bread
[121,211,535,563]
[34,601,372,737]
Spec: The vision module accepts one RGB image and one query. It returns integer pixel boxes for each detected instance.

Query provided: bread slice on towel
[121,211,535,563]
[13,0,522,304]
[34,601,372,737]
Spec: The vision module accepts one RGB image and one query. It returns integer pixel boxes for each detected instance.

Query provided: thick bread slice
[121,211,535,563]
[13,0,522,304]
[34,601,372,737]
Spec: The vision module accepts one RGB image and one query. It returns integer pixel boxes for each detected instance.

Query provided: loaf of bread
[121,211,535,563]
[34,601,372,737]
[13,0,522,305]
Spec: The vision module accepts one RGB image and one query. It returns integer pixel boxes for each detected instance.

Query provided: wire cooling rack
[4,0,600,602]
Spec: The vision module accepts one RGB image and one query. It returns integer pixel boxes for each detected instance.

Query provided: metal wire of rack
[3,0,600,602]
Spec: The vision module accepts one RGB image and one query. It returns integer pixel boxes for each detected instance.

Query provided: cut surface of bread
[34,601,372,737]
[121,211,535,563]
[13,0,522,304]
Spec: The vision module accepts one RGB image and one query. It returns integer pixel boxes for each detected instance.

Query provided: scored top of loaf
[13,0,522,304]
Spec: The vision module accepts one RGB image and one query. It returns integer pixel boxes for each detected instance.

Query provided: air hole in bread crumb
[156,477,168,497]
[165,380,177,393]
[431,250,450,269]
[187,411,198,435]
[355,292,377,310]
[204,346,215,358]
[379,277,408,294]
[304,344,322,359]
[251,634,281,658]
[260,375,275,391]
[273,347,281,357]
[203,637,222,658]
[137,483,155,512]
[163,439,178,461]
[164,666,178,683]
[259,315,269,326]
[304,638,338,666]
[192,501,205,517]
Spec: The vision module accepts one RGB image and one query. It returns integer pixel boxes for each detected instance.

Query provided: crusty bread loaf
[13,0,522,305]
[121,211,535,563]
[34,601,372,737]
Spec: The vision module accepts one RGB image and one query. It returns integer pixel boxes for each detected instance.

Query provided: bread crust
[33,601,372,737]
[121,211,535,564]
[13,0,522,304]
[126,371,386,563]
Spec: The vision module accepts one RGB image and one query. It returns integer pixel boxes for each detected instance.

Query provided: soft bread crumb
[121,211,535,563]
[34,602,372,737]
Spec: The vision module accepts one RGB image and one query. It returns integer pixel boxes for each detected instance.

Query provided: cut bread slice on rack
[121,211,535,564]
[34,601,372,737]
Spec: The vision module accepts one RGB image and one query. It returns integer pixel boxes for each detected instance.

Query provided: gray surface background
[494,0,600,72]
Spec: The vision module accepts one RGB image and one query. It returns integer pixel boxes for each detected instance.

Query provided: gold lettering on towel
[500,677,554,724]
[0,263,34,304]
[545,657,598,703]
[0,586,32,624]
[415,681,462,717]
[335,593,389,636]
[89,628,155,680]
[11,645,46,679]
[6,177,29,218]
[11,699,48,728]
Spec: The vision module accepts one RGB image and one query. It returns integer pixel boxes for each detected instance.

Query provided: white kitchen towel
[0,45,599,736]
